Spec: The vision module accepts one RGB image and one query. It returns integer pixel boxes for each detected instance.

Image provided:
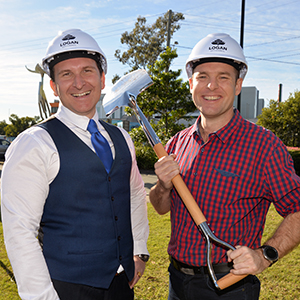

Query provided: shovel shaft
[216,273,248,290]
[153,143,207,225]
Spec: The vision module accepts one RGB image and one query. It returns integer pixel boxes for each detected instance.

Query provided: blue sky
[0,0,300,122]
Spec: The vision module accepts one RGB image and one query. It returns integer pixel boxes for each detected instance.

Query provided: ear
[101,73,105,91]
[235,78,243,96]
[189,76,193,93]
[50,80,58,97]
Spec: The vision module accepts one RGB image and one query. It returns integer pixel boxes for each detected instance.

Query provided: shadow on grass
[0,260,15,283]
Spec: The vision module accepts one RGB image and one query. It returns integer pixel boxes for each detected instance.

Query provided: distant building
[234,86,264,122]
[96,94,140,130]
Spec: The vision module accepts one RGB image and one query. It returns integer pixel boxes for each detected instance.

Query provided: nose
[73,74,85,89]
[207,78,218,90]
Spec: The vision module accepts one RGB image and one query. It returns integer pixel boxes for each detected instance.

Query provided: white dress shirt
[1,105,149,300]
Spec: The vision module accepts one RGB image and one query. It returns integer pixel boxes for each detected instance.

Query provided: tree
[0,120,7,135]
[4,114,40,137]
[142,47,194,139]
[129,47,194,146]
[114,11,184,73]
[257,90,300,147]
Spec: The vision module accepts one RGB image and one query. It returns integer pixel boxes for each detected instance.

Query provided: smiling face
[50,57,105,118]
[189,62,243,128]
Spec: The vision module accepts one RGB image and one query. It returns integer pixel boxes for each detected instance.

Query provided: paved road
[0,161,157,200]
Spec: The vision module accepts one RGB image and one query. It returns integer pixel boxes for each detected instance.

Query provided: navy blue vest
[38,118,134,288]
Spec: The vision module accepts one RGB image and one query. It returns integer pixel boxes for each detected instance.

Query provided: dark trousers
[52,272,134,300]
[168,263,260,300]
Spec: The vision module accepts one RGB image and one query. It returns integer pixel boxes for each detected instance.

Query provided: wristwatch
[259,245,279,267]
[138,254,150,262]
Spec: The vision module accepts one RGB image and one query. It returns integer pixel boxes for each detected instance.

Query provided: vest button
[108,177,111,181]
[119,256,122,260]
[115,216,118,221]
[118,236,121,240]
[111,196,114,201]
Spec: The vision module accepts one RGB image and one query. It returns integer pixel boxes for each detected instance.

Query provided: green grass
[0,223,19,299]
[0,204,299,299]
[257,206,300,299]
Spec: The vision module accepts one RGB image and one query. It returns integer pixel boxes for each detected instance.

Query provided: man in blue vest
[1,29,149,300]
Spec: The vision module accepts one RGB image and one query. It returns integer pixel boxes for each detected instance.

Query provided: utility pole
[165,9,172,72]
[278,83,283,102]
[166,9,172,48]
[237,0,246,112]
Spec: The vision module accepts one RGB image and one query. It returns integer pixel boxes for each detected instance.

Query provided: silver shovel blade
[103,69,153,116]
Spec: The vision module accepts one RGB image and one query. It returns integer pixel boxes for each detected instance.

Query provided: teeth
[204,96,220,100]
[73,91,91,97]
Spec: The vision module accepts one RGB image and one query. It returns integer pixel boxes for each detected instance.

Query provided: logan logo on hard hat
[212,39,225,45]
[62,34,76,41]
[60,34,79,47]
[209,39,227,52]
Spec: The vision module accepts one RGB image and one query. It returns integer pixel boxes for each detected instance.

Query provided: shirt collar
[55,104,100,132]
[189,109,243,143]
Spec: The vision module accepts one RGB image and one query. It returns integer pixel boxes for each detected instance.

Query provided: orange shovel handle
[153,143,207,225]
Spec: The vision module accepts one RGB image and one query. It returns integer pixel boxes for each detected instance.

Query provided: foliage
[127,48,195,170]
[128,48,195,166]
[289,150,300,175]
[140,47,194,136]
[130,122,168,170]
[3,114,40,137]
[114,11,194,169]
[0,121,7,136]
[114,11,184,72]
[257,90,300,147]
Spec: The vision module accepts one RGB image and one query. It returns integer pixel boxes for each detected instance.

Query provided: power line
[247,35,300,47]
[246,56,300,66]
[246,0,300,15]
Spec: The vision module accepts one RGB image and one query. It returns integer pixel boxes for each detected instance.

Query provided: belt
[170,256,233,276]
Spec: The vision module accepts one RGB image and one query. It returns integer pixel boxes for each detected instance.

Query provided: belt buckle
[180,267,195,276]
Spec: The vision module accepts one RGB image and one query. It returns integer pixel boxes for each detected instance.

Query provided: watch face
[265,247,278,260]
[138,254,149,262]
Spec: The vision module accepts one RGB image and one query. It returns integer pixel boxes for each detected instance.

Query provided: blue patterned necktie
[87,119,113,173]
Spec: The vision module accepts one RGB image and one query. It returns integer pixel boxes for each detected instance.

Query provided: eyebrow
[57,65,97,75]
[197,70,232,77]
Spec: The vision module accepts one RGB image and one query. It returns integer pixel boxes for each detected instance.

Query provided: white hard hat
[186,33,247,79]
[42,29,107,76]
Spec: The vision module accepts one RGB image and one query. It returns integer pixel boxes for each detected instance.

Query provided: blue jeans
[168,263,260,300]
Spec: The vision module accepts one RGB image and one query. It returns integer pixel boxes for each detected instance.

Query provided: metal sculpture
[25,64,51,120]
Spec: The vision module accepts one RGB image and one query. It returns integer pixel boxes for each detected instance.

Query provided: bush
[135,145,158,170]
[289,150,300,175]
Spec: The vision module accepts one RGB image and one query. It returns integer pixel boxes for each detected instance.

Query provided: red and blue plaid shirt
[166,110,300,266]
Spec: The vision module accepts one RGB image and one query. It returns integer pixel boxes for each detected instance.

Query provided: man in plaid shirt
[149,33,300,300]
